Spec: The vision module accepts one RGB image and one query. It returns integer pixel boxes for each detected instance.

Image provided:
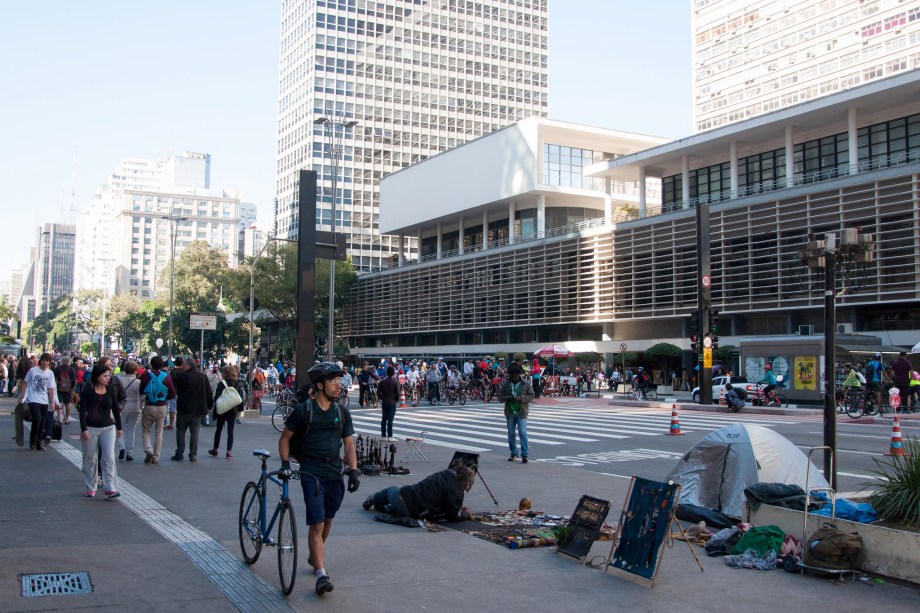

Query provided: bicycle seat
[252,449,272,459]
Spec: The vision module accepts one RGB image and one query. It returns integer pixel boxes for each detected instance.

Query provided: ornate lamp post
[799,228,874,489]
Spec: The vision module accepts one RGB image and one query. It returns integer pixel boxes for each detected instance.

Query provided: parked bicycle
[365,382,379,408]
[238,449,319,595]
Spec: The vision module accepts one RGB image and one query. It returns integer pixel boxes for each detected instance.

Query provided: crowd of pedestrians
[6,350,250,498]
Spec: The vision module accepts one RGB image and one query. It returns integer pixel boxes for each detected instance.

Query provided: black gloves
[347,468,361,493]
[280,460,292,477]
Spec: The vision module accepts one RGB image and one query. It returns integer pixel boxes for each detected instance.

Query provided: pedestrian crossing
[349,403,819,453]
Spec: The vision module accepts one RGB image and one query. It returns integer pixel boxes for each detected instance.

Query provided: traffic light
[689,311,700,338]
[709,309,720,343]
[690,335,700,353]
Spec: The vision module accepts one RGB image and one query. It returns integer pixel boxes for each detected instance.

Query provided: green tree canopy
[575,351,603,365]
[644,343,682,361]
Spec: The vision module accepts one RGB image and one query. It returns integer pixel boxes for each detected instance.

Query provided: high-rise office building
[692,0,920,132]
[34,223,76,314]
[74,152,244,297]
[275,0,549,270]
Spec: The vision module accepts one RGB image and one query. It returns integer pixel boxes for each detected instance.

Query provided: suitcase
[52,419,63,441]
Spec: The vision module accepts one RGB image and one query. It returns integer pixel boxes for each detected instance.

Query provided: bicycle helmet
[308,361,344,384]
[873,353,882,360]
[763,363,771,370]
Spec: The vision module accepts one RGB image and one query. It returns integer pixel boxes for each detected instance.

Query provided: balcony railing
[661,149,920,213]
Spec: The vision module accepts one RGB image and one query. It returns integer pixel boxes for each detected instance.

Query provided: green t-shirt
[285,400,354,480]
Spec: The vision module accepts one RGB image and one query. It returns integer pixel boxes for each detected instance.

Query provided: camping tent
[665,423,827,519]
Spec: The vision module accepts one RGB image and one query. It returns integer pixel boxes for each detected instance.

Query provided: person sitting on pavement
[362,465,474,522]
[724,383,745,411]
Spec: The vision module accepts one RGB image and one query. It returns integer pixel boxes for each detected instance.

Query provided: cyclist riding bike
[634,367,652,400]
[758,363,778,404]
[840,363,863,407]
[447,365,461,391]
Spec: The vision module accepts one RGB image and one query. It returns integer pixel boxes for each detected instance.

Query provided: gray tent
[665,423,827,519]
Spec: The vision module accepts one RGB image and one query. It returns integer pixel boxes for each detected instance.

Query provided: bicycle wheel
[277,500,298,596]
[772,393,789,408]
[629,389,640,401]
[340,392,350,409]
[239,482,263,564]
[459,389,466,406]
[846,395,864,418]
[447,391,456,405]
[369,391,379,408]
[469,385,480,401]
[409,386,421,407]
[864,396,879,416]
[272,405,291,432]
[646,389,658,401]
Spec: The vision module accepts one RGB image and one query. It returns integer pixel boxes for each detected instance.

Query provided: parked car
[692,375,752,404]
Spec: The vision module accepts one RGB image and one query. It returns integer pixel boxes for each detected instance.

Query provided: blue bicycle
[239,449,318,595]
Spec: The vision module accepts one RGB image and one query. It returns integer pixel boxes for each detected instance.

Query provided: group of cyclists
[838,351,919,416]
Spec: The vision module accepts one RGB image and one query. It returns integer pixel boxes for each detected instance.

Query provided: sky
[0,0,691,286]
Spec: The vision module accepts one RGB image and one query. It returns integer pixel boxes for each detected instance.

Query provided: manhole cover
[21,572,93,597]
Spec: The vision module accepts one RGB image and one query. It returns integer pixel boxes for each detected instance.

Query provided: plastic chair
[403,430,429,463]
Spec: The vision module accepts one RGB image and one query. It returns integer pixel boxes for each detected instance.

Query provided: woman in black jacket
[209,365,244,458]
[79,364,123,498]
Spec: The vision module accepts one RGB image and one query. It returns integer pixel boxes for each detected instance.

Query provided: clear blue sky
[0,0,691,285]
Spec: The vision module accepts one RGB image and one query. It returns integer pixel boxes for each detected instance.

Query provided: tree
[80,342,97,357]
[170,241,233,313]
[575,351,603,365]
[226,244,359,361]
[644,343,682,383]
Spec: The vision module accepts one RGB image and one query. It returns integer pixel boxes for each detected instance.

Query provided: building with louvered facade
[344,72,920,361]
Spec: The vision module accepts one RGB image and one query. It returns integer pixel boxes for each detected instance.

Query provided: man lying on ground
[362,465,474,522]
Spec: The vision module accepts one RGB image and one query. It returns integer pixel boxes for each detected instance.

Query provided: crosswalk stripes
[349,403,818,452]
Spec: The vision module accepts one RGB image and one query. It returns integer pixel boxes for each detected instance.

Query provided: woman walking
[115,361,142,462]
[209,365,244,458]
[79,364,122,498]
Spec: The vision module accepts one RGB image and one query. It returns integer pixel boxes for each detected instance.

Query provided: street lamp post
[314,116,358,361]
[167,211,188,360]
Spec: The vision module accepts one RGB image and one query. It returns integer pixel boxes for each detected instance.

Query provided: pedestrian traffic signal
[690,335,700,353]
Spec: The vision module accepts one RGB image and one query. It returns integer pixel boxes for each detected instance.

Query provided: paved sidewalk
[1,394,916,612]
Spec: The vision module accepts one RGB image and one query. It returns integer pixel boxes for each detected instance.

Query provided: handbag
[215,381,243,415]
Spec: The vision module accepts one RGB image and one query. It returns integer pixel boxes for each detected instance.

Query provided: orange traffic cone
[667,404,684,436]
[399,387,408,409]
[884,416,908,456]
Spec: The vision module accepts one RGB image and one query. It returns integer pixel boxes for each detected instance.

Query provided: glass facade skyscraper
[275,0,549,270]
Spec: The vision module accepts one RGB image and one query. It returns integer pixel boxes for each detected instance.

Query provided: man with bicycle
[278,362,360,595]
[425,362,442,405]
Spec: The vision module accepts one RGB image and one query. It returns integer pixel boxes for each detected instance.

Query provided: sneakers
[521,457,528,464]
[35,443,46,451]
[85,490,95,497]
[118,449,126,460]
[226,451,232,458]
[508,455,517,462]
[171,453,184,461]
[144,452,154,464]
[189,454,197,463]
[105,491,121,500]
[362,495,374,510]
[125,453,134,462]
[208,448,218,456]
[315,575,334,595]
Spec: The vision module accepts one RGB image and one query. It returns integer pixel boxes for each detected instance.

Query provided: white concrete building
[275,0,549,271]
[692,0,920,132]
[74,152,243,297]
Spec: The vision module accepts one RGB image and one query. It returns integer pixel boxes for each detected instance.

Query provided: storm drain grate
[21,572,93,597]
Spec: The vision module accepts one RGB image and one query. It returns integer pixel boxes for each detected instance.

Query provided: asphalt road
[261,392,907,497]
